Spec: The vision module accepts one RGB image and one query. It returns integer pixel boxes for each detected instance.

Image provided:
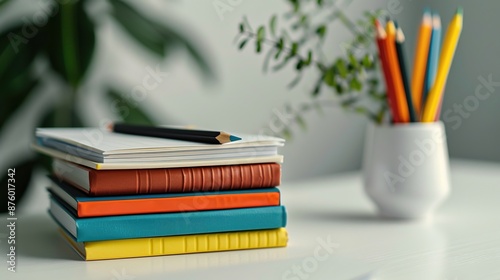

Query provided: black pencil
[395,24,417,122]
[109,123,242,144]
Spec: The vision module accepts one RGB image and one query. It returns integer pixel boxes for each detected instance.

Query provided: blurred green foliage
[0,0,215,212]
[236,0,387,138]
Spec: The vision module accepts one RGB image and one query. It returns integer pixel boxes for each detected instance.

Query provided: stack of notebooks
[34,128,288,261]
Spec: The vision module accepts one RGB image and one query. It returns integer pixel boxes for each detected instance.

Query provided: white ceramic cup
[362,121,450,220]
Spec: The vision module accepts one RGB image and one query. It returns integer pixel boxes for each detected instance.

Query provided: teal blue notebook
[48,196,287,242]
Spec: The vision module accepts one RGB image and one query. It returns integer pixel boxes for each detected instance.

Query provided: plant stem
[241,30,326,70]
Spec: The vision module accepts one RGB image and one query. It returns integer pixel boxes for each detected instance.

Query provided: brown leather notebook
[52,159,281,196]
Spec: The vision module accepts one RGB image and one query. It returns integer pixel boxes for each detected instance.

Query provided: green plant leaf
[242,16,253,32]
[368,78,379,86]
[299,15,308,25]
[0,24,42,127]
[269,15,277,37]
[262,48,275,72]
[349,77,362,91]
[46,0,96,88]
[335,84,344,94]
[106,87,156,125]
[354,106,368,114]
[110,0,165,57]
[274,48,282,59]
[255,26,265,52]
[287,73,302,88]
[304,50,312,65]
[281,127,292,140]
[256,41,262,53]
[0,0,11,8]
[0,158,36,213]
[272,56,292,71]
[335,59,348,78]
[0,24,41,128]
[361,54,374,69]
[348,52,360,70]
[239,23,245,33]
[368,90,385,101]
[323,67,336,87]
[316,25,326,39]
[0,79,38,128]
[295,114,306,130]
[274,37,284,59]
[276,37,284,50]
[287,0,300,13]
[312,76,323,96]
[0,24,41,89]
[239,38,248,49]
[290,42,298,55]
[257,26,266,41]
[295,59,304,70]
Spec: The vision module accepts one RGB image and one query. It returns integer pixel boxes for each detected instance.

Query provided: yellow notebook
[59,228,288,261]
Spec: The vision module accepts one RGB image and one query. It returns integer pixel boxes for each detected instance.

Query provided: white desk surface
[1,160,499,280]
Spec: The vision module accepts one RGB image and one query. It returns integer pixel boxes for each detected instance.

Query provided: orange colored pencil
[374,19,400,123]
[385,20,409,123]
[411,10,432,116]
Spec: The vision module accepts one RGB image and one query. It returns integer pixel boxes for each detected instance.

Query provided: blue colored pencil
[423,13,442,105]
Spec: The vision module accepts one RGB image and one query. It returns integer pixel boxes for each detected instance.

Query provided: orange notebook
[48,177,281,218]
[52,159,281,196]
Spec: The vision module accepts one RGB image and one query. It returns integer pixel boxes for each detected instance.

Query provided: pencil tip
[456,6,463,16]
[230,135,242,142]
[396,26,405,41]
[423,7,431,15]
[433,13,441,27]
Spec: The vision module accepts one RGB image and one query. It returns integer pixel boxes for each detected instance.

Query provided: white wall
[427,0,500,162]
[12,0,490,187]
[84,0,391,181]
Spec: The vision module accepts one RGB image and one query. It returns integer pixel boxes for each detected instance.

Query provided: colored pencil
[424,13,442,107]
[385,19,409,123]
[434,87,445,121]
[395,25,417,122]
[411,9,433,116]
[110,123,242,144]
[374,19,401,123]
[422,7,463,122]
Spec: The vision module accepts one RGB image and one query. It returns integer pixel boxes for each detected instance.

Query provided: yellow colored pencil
[386,20,409,123]
[411,10,432,116]
[422,8,463,122]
